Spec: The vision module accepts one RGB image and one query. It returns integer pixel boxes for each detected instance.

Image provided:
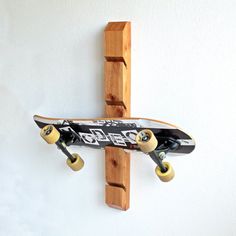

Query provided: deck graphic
[34,115,195,154]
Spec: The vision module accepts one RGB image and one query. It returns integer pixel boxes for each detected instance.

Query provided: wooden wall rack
[104,21,131,210]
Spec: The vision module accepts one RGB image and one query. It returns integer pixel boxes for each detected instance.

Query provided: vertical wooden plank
[104,22,131,210]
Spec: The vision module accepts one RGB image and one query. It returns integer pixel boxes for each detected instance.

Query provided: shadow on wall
[69,26,105,117]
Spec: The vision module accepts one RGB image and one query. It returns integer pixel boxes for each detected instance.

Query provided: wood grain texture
[105,147,130,187]
[104,22,131,65]
[104,21,131,211]
[104,105,128,117]
[105,185,127,210]
[105,61,128,108]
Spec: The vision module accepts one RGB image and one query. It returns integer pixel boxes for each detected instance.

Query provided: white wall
[1,0,236,235]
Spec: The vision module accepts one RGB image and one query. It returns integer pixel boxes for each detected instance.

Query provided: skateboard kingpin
[34,115,195,182]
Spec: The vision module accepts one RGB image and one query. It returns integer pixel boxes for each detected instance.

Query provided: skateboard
[34,115,195,182]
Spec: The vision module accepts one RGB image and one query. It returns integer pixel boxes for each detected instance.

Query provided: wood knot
[111,159,118,167]
[116,107,124,116]
[108,94,116,101]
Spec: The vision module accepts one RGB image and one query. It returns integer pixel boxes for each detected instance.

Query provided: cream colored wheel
[136,129,158,153]
[66,153,84,171]
[155,162,175,182]
[40,125,60,144]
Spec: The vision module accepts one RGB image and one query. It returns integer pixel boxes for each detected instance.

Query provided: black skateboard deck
[34,115,195,155]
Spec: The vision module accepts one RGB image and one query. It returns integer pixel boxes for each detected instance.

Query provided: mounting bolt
[159,152,166,160]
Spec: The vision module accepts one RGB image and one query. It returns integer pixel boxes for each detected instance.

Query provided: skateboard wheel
[40,125,60,144]
[66,153,84,171]
[155,162,175,182]
[136,129,158,153]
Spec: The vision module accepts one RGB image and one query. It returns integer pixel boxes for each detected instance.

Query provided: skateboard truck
[150,137,180,172]
[40,125,84,171]
[136,130,180,182]
[56,141,76,163]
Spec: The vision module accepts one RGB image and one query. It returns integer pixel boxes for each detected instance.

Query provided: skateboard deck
[34,115,195,154]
